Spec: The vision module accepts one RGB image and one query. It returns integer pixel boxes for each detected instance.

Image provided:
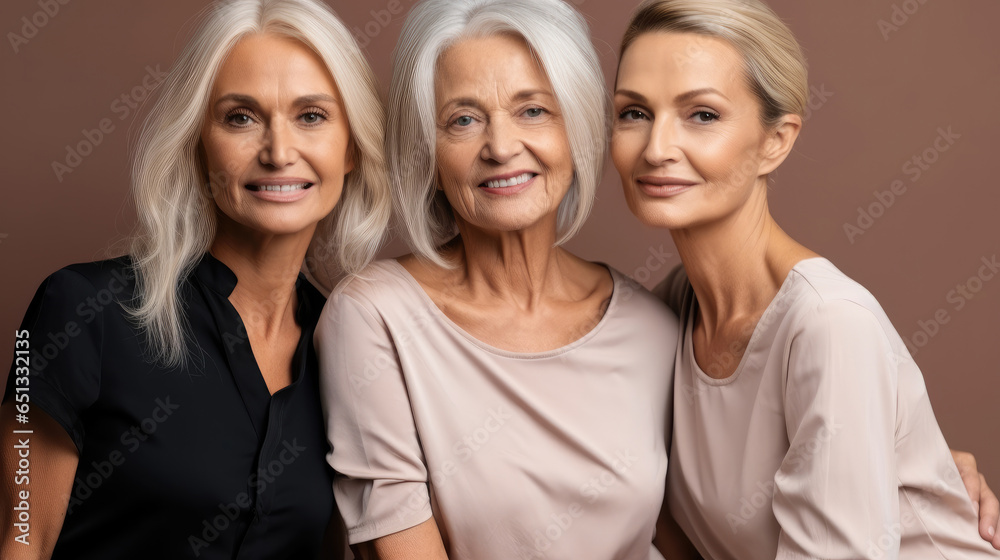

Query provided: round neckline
[386,258,620,360]
[685,257,828,385]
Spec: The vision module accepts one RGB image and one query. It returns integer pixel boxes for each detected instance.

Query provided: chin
[626,197,704,231]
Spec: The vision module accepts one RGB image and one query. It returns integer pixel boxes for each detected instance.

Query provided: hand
[951,449,1000,549]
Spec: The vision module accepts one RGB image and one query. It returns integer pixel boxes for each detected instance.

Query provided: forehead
[434,34,553,99]
[617,32,745,93]
[212,33,338,96]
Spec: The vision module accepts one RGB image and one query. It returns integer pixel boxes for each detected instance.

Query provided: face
[200,33,353,238]
[612,32,791,230]
[434,34,574,235]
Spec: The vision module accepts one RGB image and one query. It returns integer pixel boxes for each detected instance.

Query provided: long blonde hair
[128,0,391,366]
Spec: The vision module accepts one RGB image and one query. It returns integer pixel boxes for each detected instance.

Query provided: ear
[758,113,801,176]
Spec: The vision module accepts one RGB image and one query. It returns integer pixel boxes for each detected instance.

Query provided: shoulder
[605,265,680,336]
[45,256,135,295]
[332,259,418,307]
[320,259,429,329]
[784,259,901,353]
[30,256,135,307]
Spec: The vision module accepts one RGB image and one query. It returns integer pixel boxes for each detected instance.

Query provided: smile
[479,172,536,189]
[246,183,313,192]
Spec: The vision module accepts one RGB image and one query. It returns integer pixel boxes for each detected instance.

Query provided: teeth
[484,173,534,189]
[253,183,309,192]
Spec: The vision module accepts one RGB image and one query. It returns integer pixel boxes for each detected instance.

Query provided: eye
[300,110,327,125]
[225,110,255,127]
[524,107,545,118]
[617,107,649,121]
[691,110,720,124]
[454,115,474,127]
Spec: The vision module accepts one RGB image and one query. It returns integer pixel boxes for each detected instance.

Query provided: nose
[259,121,299,168]
[481,116,524,163]
[643,118,683,167]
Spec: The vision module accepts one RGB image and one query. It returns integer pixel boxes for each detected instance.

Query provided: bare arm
[0,403,78,559]
[351,517,448,560]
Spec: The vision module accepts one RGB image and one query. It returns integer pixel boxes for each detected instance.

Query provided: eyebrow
[213,93,340,109]
[614,87,729,104]
[438,89,555,117]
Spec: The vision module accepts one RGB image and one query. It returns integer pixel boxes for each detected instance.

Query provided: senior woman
[316,0,676,558]
[0,0,390,557]
[610,0,1000,558]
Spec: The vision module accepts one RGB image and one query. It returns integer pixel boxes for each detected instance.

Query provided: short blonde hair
[388,0,608,267]
[129,0,391,366]
[621,0,808,128]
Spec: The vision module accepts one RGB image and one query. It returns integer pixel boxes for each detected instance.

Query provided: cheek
[435,141,478,191]
[687,133,760,187]
[610,130,642,175]
[202,132,256,185]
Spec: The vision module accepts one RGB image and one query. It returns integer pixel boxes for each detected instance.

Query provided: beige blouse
[661,258,998,559]
[316,259,678,559]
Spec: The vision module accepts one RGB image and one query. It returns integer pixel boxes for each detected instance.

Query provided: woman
[611,0,1000,558]
[316,0,676,558]
[0,0,390,557]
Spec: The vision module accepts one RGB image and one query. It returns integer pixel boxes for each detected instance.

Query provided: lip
[636,175,697,198]
[245,177,315,203]
[477,170,538,196]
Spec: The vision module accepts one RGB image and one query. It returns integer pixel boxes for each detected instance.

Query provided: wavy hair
[128,0,391,366]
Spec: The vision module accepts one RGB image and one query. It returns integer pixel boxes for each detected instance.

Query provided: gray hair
[388,0,608,266]
[128,0,391,366]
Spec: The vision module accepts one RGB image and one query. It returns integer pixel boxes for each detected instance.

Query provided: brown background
[2,0,998,485]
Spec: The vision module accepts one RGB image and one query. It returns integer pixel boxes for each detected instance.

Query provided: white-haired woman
[0,0,389,557]
[611,0,1000,558]
[316,0,676,558]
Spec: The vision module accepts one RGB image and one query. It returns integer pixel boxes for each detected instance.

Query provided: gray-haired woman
[316,0,675,558]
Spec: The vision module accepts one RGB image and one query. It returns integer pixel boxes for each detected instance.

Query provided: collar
[191,252,323,324]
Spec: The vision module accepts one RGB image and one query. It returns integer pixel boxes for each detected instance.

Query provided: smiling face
[612,32,788,230]
[433,33,574,236]
[200,33,353,239]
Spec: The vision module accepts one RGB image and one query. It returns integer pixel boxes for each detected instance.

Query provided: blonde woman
[0,0,389,557]
[610,0,1000,558]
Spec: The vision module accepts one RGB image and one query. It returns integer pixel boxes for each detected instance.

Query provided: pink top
[316,259,678,559]
[661,258,998,559]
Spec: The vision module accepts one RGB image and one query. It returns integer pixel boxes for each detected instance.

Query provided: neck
[209,214,314,334]
[670,184,804,333]
[446,214,571,310]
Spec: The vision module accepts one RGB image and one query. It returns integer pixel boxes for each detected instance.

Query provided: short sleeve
[773,300,899,559]
[315,291,433,544]
[4,269,104,452]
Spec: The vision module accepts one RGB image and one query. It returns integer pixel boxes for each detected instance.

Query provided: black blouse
[4,253,336,559]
